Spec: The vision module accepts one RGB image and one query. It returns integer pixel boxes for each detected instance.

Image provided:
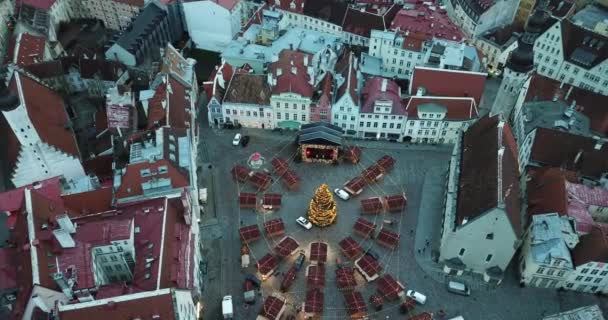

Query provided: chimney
[416,87,426,96]
[594,138,604,151]
[304,55,309,66]
[381,79,388,92]
[277,68,282,77]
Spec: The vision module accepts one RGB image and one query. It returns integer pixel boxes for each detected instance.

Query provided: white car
[406,290,427,305]
[232,133,242,146]
[296,216,312,230]
[334,188,350,201]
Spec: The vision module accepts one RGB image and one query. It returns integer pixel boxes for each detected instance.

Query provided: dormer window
[158,166,168,174]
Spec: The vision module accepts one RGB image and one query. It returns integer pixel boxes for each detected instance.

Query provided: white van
[406,290,427,304]
[447,281,471,296]
[222,295,233,319]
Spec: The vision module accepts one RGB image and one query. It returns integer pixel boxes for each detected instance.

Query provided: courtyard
[198,126,606,319]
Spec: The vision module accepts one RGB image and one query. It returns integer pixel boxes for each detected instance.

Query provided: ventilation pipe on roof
[381,78,388,92]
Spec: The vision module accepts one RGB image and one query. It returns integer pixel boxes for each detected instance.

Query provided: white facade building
[565,227,608,294]
[331,52,361,134]
[533,7,608,96]
[183,0,247,52]
[440,115,521,284]
[444,0,520,37]
[403,96,479,144]
[519,213,578,289]
[222,73,273,128]
[83,0,143,31]
[357,77,406,140]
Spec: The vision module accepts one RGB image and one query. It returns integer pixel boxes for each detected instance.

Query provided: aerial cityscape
[0,0,607,319]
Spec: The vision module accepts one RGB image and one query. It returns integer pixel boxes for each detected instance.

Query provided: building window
[389,123,394,129]
[566,283,574,288]
[366,122,371,128]
[485,254,493,262]
[600,271,608,276]
[373,122,378,128]
[301,114,306,121]
[458,248,465,256]
[591,270,599,275]
[581,268,589,274]
[360,122,364,127]
[547,269,555,276]
[585,277,593,282]
[593,278,602,283]
[486,233,494,240]
[537,267,545,274]
[557,270,565,277]
[396,124,401,129]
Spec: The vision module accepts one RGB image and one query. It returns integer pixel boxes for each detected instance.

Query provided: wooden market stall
[239,192,257,208]
[231,164,252,182]
[264,218,285,238]
[339,237,363,260]
[343,291,367,320]
[355,254,382,282]
[344,176,366,196]
[309,242,328,265]
[361,197,384,214]
[376,274,405,301]
[274,236,300,258]
[239,224,261,244]
[262,193,282,210]
[384,194,407,212]
[353,217,376,239]
[376,228,400,250]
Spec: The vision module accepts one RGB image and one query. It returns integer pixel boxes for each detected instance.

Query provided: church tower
[490,4,550,117]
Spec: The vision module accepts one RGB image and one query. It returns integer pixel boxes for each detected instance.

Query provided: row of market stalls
[343,155,396,196]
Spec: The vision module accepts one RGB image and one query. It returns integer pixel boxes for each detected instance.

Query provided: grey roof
[571,5,608,32]
[543,305,605,320]
[530,214,573,268]
[298,123,344,146]
[115,3,166,53]
[522,100,592,137]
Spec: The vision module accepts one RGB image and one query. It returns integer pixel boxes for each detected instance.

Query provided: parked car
[241,135,250,147]
[294,250,306,271]
[334,188,350,200]
[447,280,470,296]
[232,133,242,146]
[223,122,235,129]
[296,216,312,230]
[406,290,427,305]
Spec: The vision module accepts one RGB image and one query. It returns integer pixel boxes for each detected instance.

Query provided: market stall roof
[376,155,395,171]
[336,266,357,290]
[361,197,383,214]
[306,264,326,287]
[376,228,400,249]
[361,164,384,182]
[309,242,328,263]
[376,274,405,301]
[355,254,382,279]
[343,291,367,316]
[339,237,363,259]
[304,288,324,313]
[258,295,286,320]
[239,224,261,243]
[344,176,366,195]
[257,253,279,275]
[281,169,301,190]
[263,193,282,206]
[231,164,251,182]
[274,236,300,257]
[249,171,272,190]
[264,218,286,237]
[239,192,257,207]
[353,217,376,238]
[384,194,407,212]
[271,157,289,175]
[297,122,344,146]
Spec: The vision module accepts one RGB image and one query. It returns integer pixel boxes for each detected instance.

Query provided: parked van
[447,281,471,296]
[406,290,427,305]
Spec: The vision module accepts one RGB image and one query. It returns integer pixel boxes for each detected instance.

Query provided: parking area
[198,126,605,319]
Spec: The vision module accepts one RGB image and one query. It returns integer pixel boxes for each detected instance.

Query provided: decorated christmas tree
[308,184,337,227]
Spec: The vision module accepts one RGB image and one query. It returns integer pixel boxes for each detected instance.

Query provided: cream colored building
[84,0,144,31]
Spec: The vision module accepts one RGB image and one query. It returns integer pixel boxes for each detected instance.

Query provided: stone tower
[490,3,550,117]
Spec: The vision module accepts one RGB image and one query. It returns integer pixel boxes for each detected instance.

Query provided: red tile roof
[265,218,286,237]
[561,19,608,69]
[405,96,479,120]
[114,159,189,199]
[344,176,366,195]
[240,225,262,243]
[309,242,328,263]
[146,81,168,129]
[0,177,62,214]
[342,4,402,38]
[0,248,17,291]
[269,50,313,98]
[390,1,464,42]
[58,290,177,320]
[361,77,404,114]
[10,72,81,159]
[529,127,608,180]
[339,236,363,259]
[239,192,257,207]
[335,50,359,105]
[411,67,486,105]
[361,197,383,214]
[376,228,400,248]
[457,115,521,236]
[257,253,279,275]
[304,288,324,313]
[306,264,326,287]
[167,76,191,129]
[61,187,113,215]
[13,33,46,66]
[572,227,608,266]
[384,194,407,212]
[526,167,569,220]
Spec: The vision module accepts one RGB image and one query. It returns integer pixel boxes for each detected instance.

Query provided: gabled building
[357,77,405,141]
[403,95,479,144]
[474,25,521,74]
[331,51,360,135]
[183,0,249,52]
[7,33,50,67]
[519,213,577,289]
[409,66,487,105]
[444,0,520,37]
[0,71,86,187]
[221,72,273,128]
[533,6,608,96]
[566,227,608,293]
[83,0,144,31]
[105,1,171,66]
[440,115,521,284]
[205,61,234,127]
